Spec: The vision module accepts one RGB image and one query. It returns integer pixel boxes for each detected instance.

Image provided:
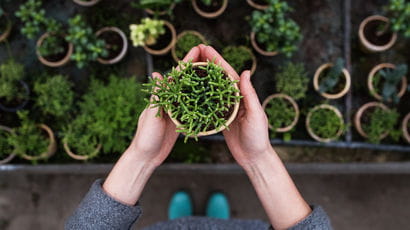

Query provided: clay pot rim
[354,102,389,140]
[358,15,397,52]
[306,104,344,143]
[191,0,228,19]
[0,80,30,113]
[0,125,16,164]
[145,3,176,16]
[171,30,207,63]
[63,138,102,161]
[96,26,128,65]
[313,63,351,99]
[0,14,12,42]
[167,62,240,137]
[143,20,176,56]
[246,0,269,10]
[262,93,300,133]
[250,32,278,57]
[367,63,408,102]
[36,32,73,67]
[20,124,57,161]
[73,0,100,7]
[401,112,410,144]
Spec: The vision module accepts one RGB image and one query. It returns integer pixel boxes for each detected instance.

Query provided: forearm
[243,147,311,230]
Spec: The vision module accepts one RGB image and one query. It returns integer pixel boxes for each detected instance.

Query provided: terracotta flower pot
[96,27,128,65]
[246,0,268,10]
[36,32,73,67]
[73,0,100,7]
[354,102,389,140]
[63,139,102,161]
[402,112,410,144]
[368,63,407,102]
[250,32,278,56]
[20,124,57,161]
[306,104,344,143]
[191,0,228,19]
[145,3,176,16]
[168,62,240,137]
[0,80,30,113]
[0,13,12,42]
[0,125,16,165]
[358,15,397,53]
[262,93,299,132]
[171,30,207,63]
[143,21,176,56]
[313,63,351,99]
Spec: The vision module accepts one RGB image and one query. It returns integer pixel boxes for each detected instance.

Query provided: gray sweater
[66,179,332,230]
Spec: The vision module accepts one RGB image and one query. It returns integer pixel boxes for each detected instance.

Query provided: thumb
[240,70,262,113]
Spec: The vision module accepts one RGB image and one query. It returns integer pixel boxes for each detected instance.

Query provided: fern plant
[319,58,345,94]
[275,62,309,100]
[363,107,399,143]
[129,18,165,47]
[373,64,407,103]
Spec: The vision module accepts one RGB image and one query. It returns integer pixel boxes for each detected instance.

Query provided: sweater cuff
[65,179,142,230]
[288,205,332,230]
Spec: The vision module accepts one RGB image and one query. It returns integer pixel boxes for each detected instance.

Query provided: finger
[240,70,262,113]
[182,46,201,63]
[202,45,239,80]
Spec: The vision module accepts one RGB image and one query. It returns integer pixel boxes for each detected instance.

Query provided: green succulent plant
[385,0,410,38]
[175,32,206,60]
[0,59,27,103]
[363,107,399,144]
[309,106,344,140]
[372,64,407,104]
[275,62,309,100]
[222,46,254,74]
[129,18,165,47]
[319,58,345,94]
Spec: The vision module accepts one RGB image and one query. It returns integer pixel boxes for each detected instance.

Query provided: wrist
[241,147,280,174]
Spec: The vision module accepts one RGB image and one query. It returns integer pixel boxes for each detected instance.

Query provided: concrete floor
[0,167,409,230]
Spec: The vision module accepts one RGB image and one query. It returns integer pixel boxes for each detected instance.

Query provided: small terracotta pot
[354,102,389,140]
[306,104,344,143]
[36,32,73,67]
[250,32,278,56]
[0,14,12,42]
[358,15,397,53]
[368,63,407,102]
[0,80,30,113]
[402,112,410,144]
[145,3,176,16]
[167,62,240,137]
[96,27,128,65]
[171,30,207,63]
[191,0,228,19]
[313,63,351,99]
[0,125,16,165]
[63,138,102,161]
[262,93,299,132]
[20,124,57,161]
[73,0,100,7]
[143,21,176,56]
[246,0,268,10]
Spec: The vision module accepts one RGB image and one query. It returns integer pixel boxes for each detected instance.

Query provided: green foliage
[201,0,212,6]
[374,64,408,103]
[175,32,205,60]
[0,128,13,158]
[7,111,48,157]
[249,0,302,57]
[66,15,108,68]
[309,107,343,139]
[129,18,165,47]
[275,62,309,100]
[386,0,410,38]
[319,58,345,94]
[264,97,296,132]
[34,75,74,118]
[363,107,399,143]
[37,34,66,57]
[0,60,26,103]
[222,46,253,74]
[144,61,242,142]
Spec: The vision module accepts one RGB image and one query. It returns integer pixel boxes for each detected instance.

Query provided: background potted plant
[385,0,410,38]
[135,0,181,16]
[0,7,12,42]
[0,59,30,113]
[246,0,268,10]
[306,104,345,143]
[130,18,176,55]
[191,0,228,19]
[171,30,207,63]
[358,15,397,52]
[73,0,101,7]
[0,125,16,165]
[249,0,302,57]
[368,63,407,103]
[222,46,257,75]
[145,61,241,142]
[313,58,351,99]
[95,26,128,64]
[402,112,410,144]
[275,62,309,101]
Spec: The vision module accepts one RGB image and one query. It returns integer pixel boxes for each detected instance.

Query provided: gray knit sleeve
[65,179,142,230]
[287,205,332,230]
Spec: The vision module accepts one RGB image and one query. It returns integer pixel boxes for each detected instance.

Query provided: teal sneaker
[168,191,193,220]
[205,192,230,219]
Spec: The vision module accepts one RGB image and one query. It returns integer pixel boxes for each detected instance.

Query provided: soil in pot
[147,25,173,51]
[196,0,224,13]
[363,20,394,46]
[318,68,346,94]
[308,107,343,140]
[98,30,123,60]
[38,35,70,63]
[264,97,296,131]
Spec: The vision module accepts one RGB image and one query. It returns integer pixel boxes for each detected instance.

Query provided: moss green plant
[175,32,205,60]
[363,107,399,144]
[129,18,165,47]
[222,46,253,74]
[264,97,296,137]
[275,62,309,100]
[0,59,26,103]
[309,107,343,139]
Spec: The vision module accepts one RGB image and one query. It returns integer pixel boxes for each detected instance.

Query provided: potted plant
[130,18,176,56]
[7,111,56,162]
[403,112,410,144]
[171,30,207,63]
[306,104,345,143]
[95,27,128,64]
[73,0,101,7]
[275,62,309,100]
[0,125,16,165]
[135,0,181,16]
[0,7,12,42]
[368,63,407,103]
[0,60,30,113]
[354,102,400,143]
[358,15,397,52]
[145,61,241,142]
[222,46,257,75]
[262,94,299,140]
[249,0,302,57]
[385,0,410,37]
[313,58,351,99]
[246,0,268,10]
[191,0,228,19]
